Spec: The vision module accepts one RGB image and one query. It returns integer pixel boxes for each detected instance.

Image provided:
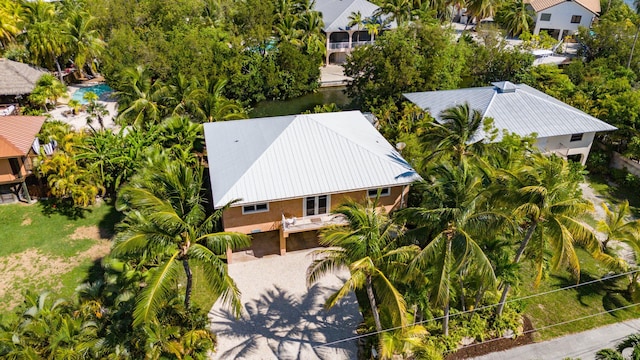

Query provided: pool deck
[49,81,119,131]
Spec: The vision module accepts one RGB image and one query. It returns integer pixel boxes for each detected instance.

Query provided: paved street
[474,318,640,359]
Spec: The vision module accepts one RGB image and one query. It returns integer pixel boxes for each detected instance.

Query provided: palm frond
[132,251,181,326]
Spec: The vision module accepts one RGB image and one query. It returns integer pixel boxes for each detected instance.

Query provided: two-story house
[0,116,47,204]
[314,0,396,64]
[203,111,422,262]
[404,81,616,165]
[526,0,600,40]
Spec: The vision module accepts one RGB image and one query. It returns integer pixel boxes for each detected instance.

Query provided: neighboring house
[526,0,599,40]
[0,58,48,107]
[404,81,616,165]
[0,116,47,204]
[314,0,396,64]
[203,111,422,261]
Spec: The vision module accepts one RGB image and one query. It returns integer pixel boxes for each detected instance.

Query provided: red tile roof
[0,116,46,158]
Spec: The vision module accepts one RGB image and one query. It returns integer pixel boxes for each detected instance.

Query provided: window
[571,15,582,23]
[242,203,269,214]
[570,133,583,142]
[368,187,391,198]
[304,195,329,216]
[540,13,551,21]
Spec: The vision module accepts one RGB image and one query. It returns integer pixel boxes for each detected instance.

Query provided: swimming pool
[71,84,113,104]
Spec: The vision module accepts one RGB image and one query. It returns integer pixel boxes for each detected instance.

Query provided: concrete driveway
[209,248,362,359]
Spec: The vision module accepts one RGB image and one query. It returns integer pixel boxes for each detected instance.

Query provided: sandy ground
[48,85,119,131]
[209,248,362,360]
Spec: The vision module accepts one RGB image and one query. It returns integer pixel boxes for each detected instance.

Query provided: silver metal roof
[204,111,422,208]
[314,0,396,33]
[404,81,616,140]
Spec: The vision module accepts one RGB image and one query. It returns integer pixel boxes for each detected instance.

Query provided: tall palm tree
[113,154,251,325]
[628,0,640,69]
[191,78,247,123]
[307,198,419,334]
[495,154,614,315]
[399,162,502,335]
[419,103,490,168]
[348,11,364,43]
[0,0,21,48]
[376,0,412,27]
[21,0,67,81]
[597,200,640,251]
[497,0,534,37]
[64,10,104,77]
[466,0,498,25]
[115,65,164,127]
[298,10,325,56]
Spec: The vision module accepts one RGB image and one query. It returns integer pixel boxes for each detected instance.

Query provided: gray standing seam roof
[204,111,422,208]
[404,81,616,140]
[314,0,395,33]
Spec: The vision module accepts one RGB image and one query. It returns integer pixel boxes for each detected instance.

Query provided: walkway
[319,65,351,87]
[209,248,362,359]
[473,318,640,359]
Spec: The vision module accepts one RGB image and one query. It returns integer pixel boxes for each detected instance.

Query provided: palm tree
[495,154,614,316]
[596,333,640,359]
[298,10,325,57]
[399,162,501,335]
[466,0,498,25]
[115,65,164,127]
[307,198,419,334]
[419,103,490,168]
[376,0,412,27]
[597,200,640,251]
[191,78,247,123]
[0,0,21,48]
[21,0,67,81]
[349,11,364,43]
[496,0,534,37]
[112,154,251,325]
[161,73,200,117]
[64,10,104,77]
[28,73,67,110]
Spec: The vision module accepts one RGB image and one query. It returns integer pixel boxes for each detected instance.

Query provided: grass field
[0,200,120,316]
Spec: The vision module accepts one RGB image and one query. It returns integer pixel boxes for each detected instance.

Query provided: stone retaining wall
[611,151,640,177]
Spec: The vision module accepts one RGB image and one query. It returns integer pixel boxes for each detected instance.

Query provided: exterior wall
[325,30,375,64]
[533,2,596,40]
[611,151,640,177]
[534,132,595,165]
[223,185,408,234]
[0,156,27,184]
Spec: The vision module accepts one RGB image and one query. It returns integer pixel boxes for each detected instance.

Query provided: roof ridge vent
[492,81,518,93]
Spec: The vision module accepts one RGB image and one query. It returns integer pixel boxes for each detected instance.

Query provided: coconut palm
[115,65,164,127]
[597,200,640,251]
[349,11,364,43]
[21,0,67,81]
[161,73,201,117]
[376,0,412,26]
[495,154,617,315]
[496,0,534,37]
[64,10,104,77]
[399,162,502,335]
[298,10,325,56]
[28,74,67,110]
[596,333,640,359]
[190,78,247,123]
[466,0,498,25]
[113,154,251,325]
[419,103,490,169]
[0,0,21,48]
[307,198,419,334]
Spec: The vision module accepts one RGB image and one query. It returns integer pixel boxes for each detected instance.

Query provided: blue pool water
[71,84,113,104]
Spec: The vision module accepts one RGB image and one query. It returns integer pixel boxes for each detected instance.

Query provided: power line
[312,267,640,349]
[445,301,640,355]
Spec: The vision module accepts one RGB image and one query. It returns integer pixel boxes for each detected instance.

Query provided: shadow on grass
[210,283,361,360]
[98,200,123,239]
[550,272,628,309]
[38,198,91,220]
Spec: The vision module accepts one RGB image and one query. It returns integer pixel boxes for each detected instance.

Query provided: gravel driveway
[209,248,362,359]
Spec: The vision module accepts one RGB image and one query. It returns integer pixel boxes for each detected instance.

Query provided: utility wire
[445,301,640,355]
[312,267,640,349]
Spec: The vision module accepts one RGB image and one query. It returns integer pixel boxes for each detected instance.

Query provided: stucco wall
[533,1,596,38]
[223,185,408,234]
[534,132,595,164]
[611,152,640,177]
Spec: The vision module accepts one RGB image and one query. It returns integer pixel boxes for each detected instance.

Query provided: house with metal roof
[0,116,47,204]
[404,81,616,165]
[314,0,395,64]
[525,0,599,40]
[204,111,421,260]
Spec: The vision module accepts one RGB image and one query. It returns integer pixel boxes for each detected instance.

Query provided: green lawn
[0,200,120,316]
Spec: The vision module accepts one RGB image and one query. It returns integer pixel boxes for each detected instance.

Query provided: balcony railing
[282,213,348,233]
[328,41,374,50]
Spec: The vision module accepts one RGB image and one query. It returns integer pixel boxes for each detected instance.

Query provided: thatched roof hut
[0,58,49,98]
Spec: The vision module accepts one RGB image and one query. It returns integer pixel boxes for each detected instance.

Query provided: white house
[314,0,395,64]
[526,0,599,40]
[404,81,617,165]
